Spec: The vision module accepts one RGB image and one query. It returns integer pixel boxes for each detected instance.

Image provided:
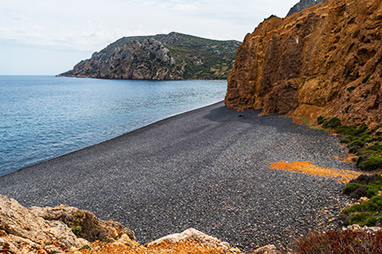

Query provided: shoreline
[0,101,357,249]
[1,100,225,178]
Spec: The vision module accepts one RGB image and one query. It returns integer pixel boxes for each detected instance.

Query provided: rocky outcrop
[147,228,230,249]
[30,205,135,243]
[251,244,279,254]
[0,194,284,253]
[225,0,382,127]
[59,32,241,80]
[0,195,134,253]
[287,0,324,16]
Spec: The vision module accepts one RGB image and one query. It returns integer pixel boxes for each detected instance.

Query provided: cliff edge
[225,0,382,127]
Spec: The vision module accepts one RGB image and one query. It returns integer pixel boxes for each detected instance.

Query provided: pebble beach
[0,101,357,250]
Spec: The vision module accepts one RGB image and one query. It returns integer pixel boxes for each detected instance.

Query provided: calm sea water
[0,76,227,176]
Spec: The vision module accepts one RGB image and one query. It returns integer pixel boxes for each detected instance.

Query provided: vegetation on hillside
[59,32,241,80]
[317,116,382,171]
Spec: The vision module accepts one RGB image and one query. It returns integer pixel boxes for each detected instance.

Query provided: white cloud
[0,0,300,74]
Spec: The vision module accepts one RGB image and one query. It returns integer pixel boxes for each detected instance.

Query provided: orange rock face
[225,0,382,126]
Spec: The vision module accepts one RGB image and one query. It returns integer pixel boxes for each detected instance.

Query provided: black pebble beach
[0,102,357,250]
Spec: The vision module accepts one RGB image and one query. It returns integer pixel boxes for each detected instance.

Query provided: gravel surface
[0,102,357,250]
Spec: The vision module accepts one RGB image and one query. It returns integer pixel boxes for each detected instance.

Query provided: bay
[0,76,227,176]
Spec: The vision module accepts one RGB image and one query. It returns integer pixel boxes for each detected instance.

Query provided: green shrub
[72,226,82,236]
[317,116,326,125]
[343,182,364,195]
[366,187,379,198]
[336,125,358,136]
[349,212,369,225]
[342,178,382,227]
[359,153,382,170]
[79,245,91,250]
[343,203,364,214]
[323,117,341,129]
[358,123,369,132]
[366,143,382,151]
[340,138,351,144]
[348,140,365,148]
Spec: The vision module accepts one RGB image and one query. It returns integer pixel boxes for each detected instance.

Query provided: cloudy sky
[0,0,298,75]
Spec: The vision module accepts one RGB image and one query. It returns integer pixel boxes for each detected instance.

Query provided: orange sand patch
[269,161,361,183]
[343,154,358,163]
[70,240,240,254]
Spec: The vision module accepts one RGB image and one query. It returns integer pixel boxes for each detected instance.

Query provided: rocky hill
[59,32,241,80]
[287,0,324,16]
[225,0,382,127]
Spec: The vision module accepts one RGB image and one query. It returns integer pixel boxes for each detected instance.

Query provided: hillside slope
[225,0,382,127]
[59,32,241,80]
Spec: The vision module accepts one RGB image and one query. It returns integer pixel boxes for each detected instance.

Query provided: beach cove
[0,101,357,249]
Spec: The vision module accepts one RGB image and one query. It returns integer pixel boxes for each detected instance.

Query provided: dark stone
[349,187,367,199]
[349,174,380,185]
[356,153,371,167]
[348,145,361,154]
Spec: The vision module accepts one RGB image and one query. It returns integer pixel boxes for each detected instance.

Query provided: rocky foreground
[0,194,278,253]
[225,0,382,127]
[2,194,382,253]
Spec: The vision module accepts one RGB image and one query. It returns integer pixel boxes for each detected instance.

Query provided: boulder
[0,195,134,254]
[148,228,230,249]
[30,204,135,243]
[0,195,88,253]
[252,244,280,254]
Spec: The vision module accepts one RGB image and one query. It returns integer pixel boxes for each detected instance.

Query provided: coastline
[0,101,357,249]
[1,100,224,178]
[0,76,227,177]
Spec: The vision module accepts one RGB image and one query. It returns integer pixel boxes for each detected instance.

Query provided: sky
[0,0,298,75]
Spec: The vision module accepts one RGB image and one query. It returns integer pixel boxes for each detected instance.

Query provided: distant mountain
[58,32,241,80]
[287,0,323,16]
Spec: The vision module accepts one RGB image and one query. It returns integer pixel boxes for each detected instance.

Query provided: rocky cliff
[287,0,324,16]
[225,0,382,127]
[59,32,241,80]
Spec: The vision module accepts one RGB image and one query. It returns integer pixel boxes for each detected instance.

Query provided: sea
[0,76,227,177]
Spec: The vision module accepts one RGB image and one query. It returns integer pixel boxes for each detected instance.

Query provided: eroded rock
[0,195,134,254]
[30,205,135,243]
[225,0,382,127]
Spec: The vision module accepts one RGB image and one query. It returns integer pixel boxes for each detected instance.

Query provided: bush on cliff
[322,117,341,129]
[316,116,382,171]
[341,174,382,227]
[359,154,382,171]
